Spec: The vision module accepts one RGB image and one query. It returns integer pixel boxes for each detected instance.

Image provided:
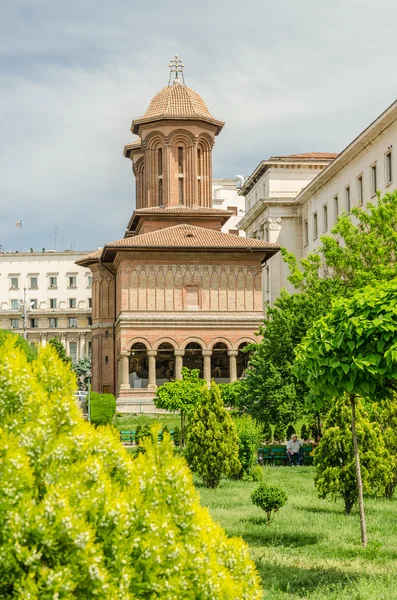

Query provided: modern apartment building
[0,250,93,362]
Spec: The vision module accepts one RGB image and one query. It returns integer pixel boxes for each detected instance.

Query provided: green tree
[234,415,263,478]
[371,397,397,499]
[90,392,116,426]
[262,421,272,443]
[273,423,285,442]
[251,484,287,526]
[154,367,205,447]
[0,337,262,598]
[73,356,91,390]
[186,382,241,488]
[314,395,392,514]
[48,336,72,367]
[300,423,308,440]
[295,281,397,546]
[219,379,247,411]
[0,330,37,362]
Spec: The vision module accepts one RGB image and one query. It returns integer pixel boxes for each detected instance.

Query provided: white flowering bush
[0,338,262,599]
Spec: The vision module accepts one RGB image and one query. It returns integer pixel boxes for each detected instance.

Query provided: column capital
[174,349,185,357]
[147,350,157,357]
[228,350,238,357]
[202,350,212,357]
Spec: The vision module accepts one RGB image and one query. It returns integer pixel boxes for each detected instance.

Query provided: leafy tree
[314,395,392,515]
[251,484,287,525]
[73,356,91,390]
[48,336,72,367]
[0,330,37,362]
[186,382,241,488]
[154,367,205,447]
[262,421,272,443]
[219,379,247,410]
[295,280,397,546]
[0,337,262,598]
[273,423,285,442]
[234,415,263,478]
[90,392,116,426]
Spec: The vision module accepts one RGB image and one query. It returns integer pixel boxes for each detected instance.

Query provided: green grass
[197,467,397,600]
[113,412,180,432]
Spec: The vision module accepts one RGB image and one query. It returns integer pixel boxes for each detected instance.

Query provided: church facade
[78,60,279,412]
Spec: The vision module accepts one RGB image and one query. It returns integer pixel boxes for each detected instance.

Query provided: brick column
[120,353,130,389]
[228,350,238,383]
[174,350,185,380]
[148,350,157,389]
[202,349,212,384]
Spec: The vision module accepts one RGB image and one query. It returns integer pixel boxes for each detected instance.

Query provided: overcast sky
[1,0,396,252]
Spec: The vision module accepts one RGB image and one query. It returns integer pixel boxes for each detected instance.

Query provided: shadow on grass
[241,519,321,547]
[254,559,363,594]
[296,504,346,516]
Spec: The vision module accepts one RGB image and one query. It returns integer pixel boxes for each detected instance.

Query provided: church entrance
[129,342,149,388]
[237,342,250,379]
[183,342,204,378]
[211,342,230,383]
[156,343,175,387]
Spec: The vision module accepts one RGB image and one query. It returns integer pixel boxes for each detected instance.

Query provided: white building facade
[0,250,93,362]
[212,177,246,235]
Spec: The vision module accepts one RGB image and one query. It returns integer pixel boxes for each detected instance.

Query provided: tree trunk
[317,412,322,438]
[180,411,185,450]
[350,394,368,547]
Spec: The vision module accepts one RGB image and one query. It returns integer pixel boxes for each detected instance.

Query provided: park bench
[257,445,314,466]
[119,430,175,445]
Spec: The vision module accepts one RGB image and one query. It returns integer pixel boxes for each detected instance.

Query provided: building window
[69,342,77,365]
[178,146,184,205]
[87,275,93,288]
[88,297,92,308]
[68,276,77,288]
[10,277,19,289]
[49,276,57,288]
[323,204,328,232]
[10,299,19,310]
[357,175,363,205]
[105,355,109,364]
[370,164,377,196]
[313,212,318,239]
[334,195,339,222]
[30,299,38,309]
[385,151,392,185]
[88,341,92,357]
[345,186,351,212]
[49,298,57,309]
[68,318,78,328]
[179,178,184,205]
[88,317,92,327]
[30,318,38,328]
[49,318,58,328]
[265,265,270,292]
[69,298,76,309]
[11,319,19,329]
[304,219,309,246]
[178,146,183,174]
[30,277,38,289]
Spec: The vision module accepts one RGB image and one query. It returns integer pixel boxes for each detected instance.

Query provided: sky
[1,0,396,252]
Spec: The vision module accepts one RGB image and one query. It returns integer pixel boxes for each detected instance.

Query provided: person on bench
[286,434,303,466]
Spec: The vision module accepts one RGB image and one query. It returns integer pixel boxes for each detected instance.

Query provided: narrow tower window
[178,146,184,204]
[197,148,202,203]
[178,147,184,174]
[179,179,184,205]
[158,148,163,176]
[158,148,163,205]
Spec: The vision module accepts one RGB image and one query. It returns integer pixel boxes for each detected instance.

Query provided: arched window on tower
[158,148,163,205]
[197,148,202,203]
[178,146,184,205]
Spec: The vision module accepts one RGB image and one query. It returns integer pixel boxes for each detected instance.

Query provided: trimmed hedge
[90,392,116,426]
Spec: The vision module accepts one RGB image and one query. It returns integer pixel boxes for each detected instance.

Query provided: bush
[251,483,287,525]
[0,337,262,599]
[371,397,397,499]
[186,382,241,488]
[243,464,264,482]
[135,423,142,445]
[173,425,181,447]
[314,395,393,514]
[273,423,285,442]
[286,424,296,439]
[0,330,37,362]
[262,421,272,443]
[300,423,308,440]
[90,392,116,426]
[234,415,263,478]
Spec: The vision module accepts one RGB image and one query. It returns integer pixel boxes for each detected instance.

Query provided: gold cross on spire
[168,55,185,86]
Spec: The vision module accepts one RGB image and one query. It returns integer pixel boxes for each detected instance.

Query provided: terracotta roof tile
[133,206,232,216]
[141,85,213,120]
[75,248,102,265]
[106,224,278,250]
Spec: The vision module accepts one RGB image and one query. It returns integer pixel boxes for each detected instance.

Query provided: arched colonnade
[118,338,252,391]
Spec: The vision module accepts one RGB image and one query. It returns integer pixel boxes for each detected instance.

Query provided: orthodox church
[78,58,279,411]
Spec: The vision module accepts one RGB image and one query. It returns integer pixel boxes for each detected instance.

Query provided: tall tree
[48,337,72,367]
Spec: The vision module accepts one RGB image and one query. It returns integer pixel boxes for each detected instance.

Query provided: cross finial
[168,55,185,86]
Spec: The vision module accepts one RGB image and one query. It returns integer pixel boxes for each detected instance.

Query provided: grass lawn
[197,467,397,600]
[113,412,180,431]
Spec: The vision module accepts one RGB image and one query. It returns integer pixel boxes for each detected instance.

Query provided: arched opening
[129,342,148,389]
[211,342,229,383]
[156,343,175,386]
[237,342,250,379]
[183,342,203,377]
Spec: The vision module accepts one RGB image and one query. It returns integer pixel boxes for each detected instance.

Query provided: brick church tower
[78,58,279,411]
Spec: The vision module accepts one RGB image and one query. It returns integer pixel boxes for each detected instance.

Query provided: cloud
[0,0,396,251]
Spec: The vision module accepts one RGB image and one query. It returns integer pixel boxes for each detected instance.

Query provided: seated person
[286,434,303,466]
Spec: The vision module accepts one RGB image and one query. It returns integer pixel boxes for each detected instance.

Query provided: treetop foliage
[154,367,205,414]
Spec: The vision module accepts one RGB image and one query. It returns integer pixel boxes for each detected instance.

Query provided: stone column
[228,350,238,383]
[41,333,47,348]
[147,350,157,389]
[202,349,212,385]
[174,350,185,380]
[61,333,67,349]
[79,332,86,360]
[120,353,130,389]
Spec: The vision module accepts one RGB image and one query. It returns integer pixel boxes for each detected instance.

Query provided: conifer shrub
[173,424,181,447]
[286,424,296,439]
[251,483,287,525]
[273,423,286,442]
[234,415,263,478]
[243,464,264,482]
[262,421,272,443]
[135,423,142,445]
[186,382,241,488]
[0,338,262,599]
[372,397,397,499]
[90,392,116,426]
[314,395,392,514]
[300,423,308,440]
[48,336,73,366]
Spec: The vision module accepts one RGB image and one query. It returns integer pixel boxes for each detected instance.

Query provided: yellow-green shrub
[0,338,262,599]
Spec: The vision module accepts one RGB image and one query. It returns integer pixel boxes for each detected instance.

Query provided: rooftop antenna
[54,225,59,250]
[168,55,185,86]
